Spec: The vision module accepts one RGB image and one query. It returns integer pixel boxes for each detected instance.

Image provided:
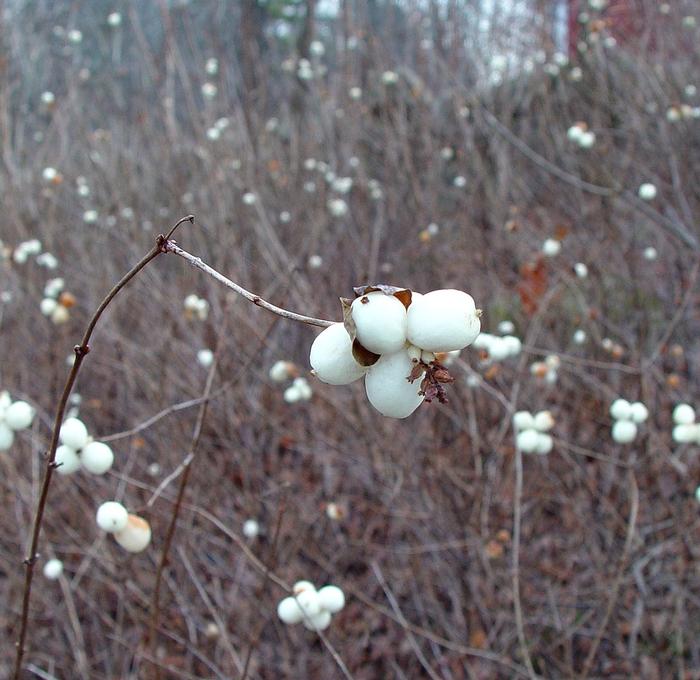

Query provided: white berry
[59,417,89,450]
[310,323,367,385]
[113,515,152,553]
[351,291,407,355]
[43,558,64,580]
[673,403,695,425]
[513,411,535,431]
[612,420,637,443]
[406,289,480,352]
[5,401,34,430]
[0,424,14,451]
[364,350,424,418]
[610,399,632,421]
[81,441,114,475]
[516,429,539,453]
[96,501,129,533]
[277,596,304,625]
[55,445,81,475]
[629,402,648,424]
[317,585,345,613]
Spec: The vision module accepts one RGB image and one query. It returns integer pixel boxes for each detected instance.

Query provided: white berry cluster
[269,360,313,403]
[310,287,481,419]
[610,399,649,443]
[183,293,209,320]
[277,580,346,632]
[567,122,596,148]
[0,391,35,451]
[513,410,554,454]
[96,501,152,553]
[472,331,522,363]
[530,354,560,384]
[40,277,74,325]
[55,417,114,475]
[671,403,700,444]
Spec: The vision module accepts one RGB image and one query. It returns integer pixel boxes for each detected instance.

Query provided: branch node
[74,344,90,357]
[23,554,38,567]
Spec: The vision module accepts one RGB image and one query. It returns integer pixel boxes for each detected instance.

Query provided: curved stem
[12,216,192,680]
[164,241,334,328]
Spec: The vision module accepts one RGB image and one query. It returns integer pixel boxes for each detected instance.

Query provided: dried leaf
[352,338,380,367]
[352,284,413,310]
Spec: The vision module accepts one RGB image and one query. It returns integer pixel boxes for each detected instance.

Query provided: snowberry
[638,183,657,201]
[55,445,81,475]
[243,519,260,538]
[643,247,658,261]
[513,411,535,431]
[574,263,588,278]
[0,424,14,450]
[277,596,304,625]
[673,403,695,425]
[612,420,637,444]
[535,433,553,455]
[310,323,367,385]
[292,377,313,400]
[60,417,89,450]
[5,400,34,430]
[96,501,129,533]
[610,399,632,421]
[317,585,345,613]
[351,292,407,355]
[406,289,480,352]
[567,124,584,142]
[293,580,316,595]
[516,429,539,453]
[303,609,332,631]
[113,514,152,553]
[578,131,596,148]
[43,558,63,580]
[269,360,293,383]
[365,350,424,418]
[542,239,561,257]
[533,410,555,432]
[294,589,322,618]
[498,320,515,334]
[629,402,649,424]
[197,349,214,367]
[284,385,302,403]
[672,424,698,444]
[573,329,586,344]
[80,441,114,475]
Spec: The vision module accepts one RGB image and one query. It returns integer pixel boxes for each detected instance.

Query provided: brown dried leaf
[352,339,380,367]
[352,284,413,309]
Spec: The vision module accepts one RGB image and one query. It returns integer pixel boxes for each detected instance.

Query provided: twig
[148,316,220,678]
[512,447,537,680]
[12,215,194,680]
[164,241,333,328]
[579,470,639,679]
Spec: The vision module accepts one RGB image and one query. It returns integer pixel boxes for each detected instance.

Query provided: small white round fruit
[55,445,81,474]
[406,289,480,352]
[610,399,632,421]
[542,238,561,256]
[0,424,14,451]
[277,596,303,625]
[317,585,345,613]
[80,441,114,475]
[673,403,695,425]
[612,420,637,444]
[351,291,407,355]
[487,338,510,362]
[573,329,586,344]
[533,410,555,432]
[43,558,63,580]
[629,402,648,424]
[365,350,424,418]
[269,360,291,383]
[498,320,515,335]
[574,262,588,278]
[113,515,152,553]
[672,424,698,444]
[303,609,332,631]
[295,589,321,618]
[197,349,214,367]
[501,336,522,356]
[516,429,539,453]
[60,417,89,450]
[638,183,657,201]
[309,323,367,385]
[513,411,535,431]
[534,433,553,455]
[293,580,316,595]
[96,501,129,533]
[243,519,260,538]
[5,401,34,430]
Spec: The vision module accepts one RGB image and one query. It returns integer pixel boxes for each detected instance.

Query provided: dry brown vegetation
[1,1,700,678]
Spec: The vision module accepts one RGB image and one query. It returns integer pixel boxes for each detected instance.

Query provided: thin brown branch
[12,215,192,680]
[164,241,334,328]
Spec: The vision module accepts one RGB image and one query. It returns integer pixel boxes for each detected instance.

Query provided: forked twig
[13,215,194,679]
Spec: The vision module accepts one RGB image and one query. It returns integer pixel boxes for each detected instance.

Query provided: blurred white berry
[201,82,218,98]
[242,192,256,205]
[629,402,648,424]
[303,609,332,631]
[453,175,467,188]
[107,12,122,27]
[243,519,260,539]
[328,198,348,217]
[610,399,632,421]
[638,183,657,200]
[197,349,214,367]
[673,403,695,425]
[533,410,555,432]
[381,70,399,84]
[5,401,34,430]
[542,239,561,257]
[643,247,658,261]
[535,433,553,455]
[0,424,14,451]
[497,320,515,335]
[42,167,58,183]
[96,501,129,533]
[269,360,293,383]
[113,514,152,553]
[81,441,114,475]
[574,262,588,278]
[55,445,81,475]
[513,411,535,431]
[672,424,698,444]
[516,429,539,453]
[60,417,89,450]
[205,58,218,75]
[309,40,325,56]
[43,558,63,580]
[278,597,304,625]
[573,329,587,344]
[612,420,637,444]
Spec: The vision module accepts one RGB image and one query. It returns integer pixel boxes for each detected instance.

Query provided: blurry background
[1,0,700,678]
